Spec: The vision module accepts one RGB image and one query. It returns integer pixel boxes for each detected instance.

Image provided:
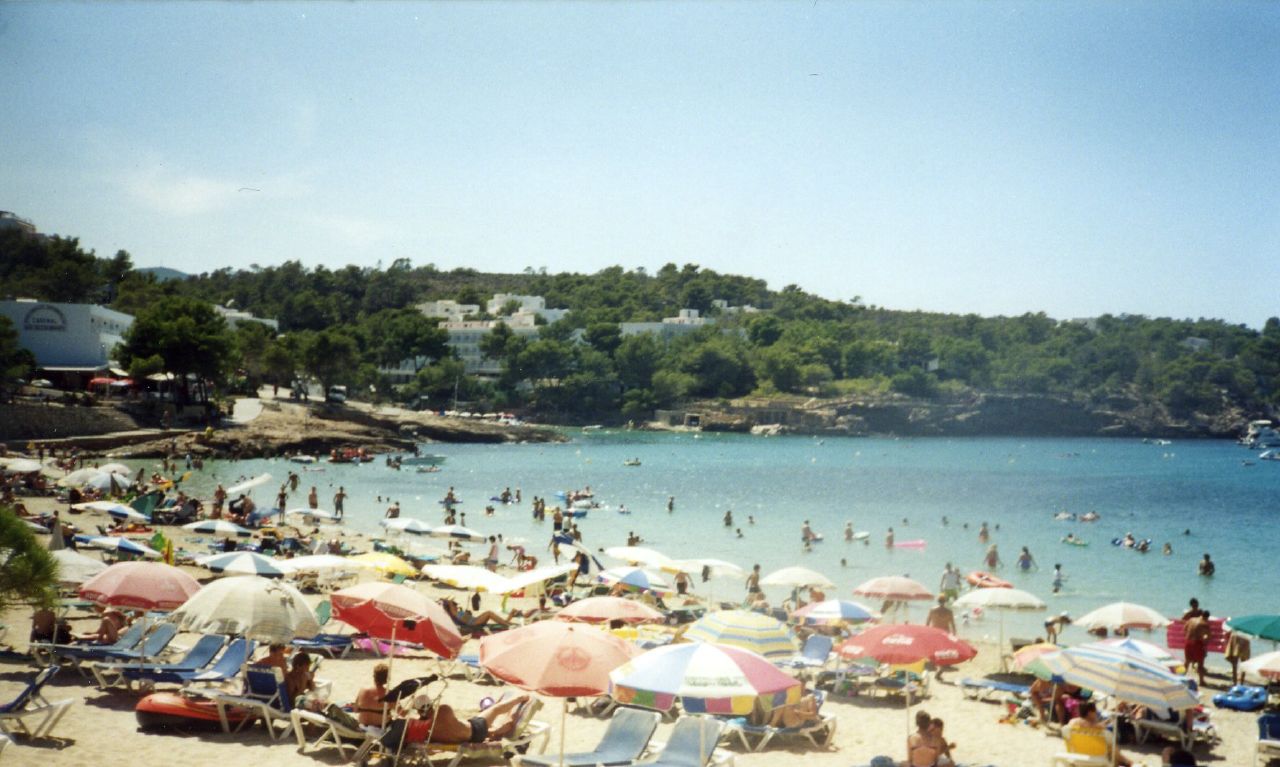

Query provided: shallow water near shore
[182,432,1279,643]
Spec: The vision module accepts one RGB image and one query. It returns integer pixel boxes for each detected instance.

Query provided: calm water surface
[183,432,1279,643]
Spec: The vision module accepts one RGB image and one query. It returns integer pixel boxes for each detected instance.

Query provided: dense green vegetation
[3,229,1278,423]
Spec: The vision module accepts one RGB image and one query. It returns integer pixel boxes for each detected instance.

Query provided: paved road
[231,397,263,424]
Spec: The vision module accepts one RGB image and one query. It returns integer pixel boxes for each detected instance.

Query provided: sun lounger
[960,677,1032,701]
[1131,708,1218,751]
[291,705,381,759]
[723,691,836,752]
[290,600,354,658]
[777,634,834,672]
[92,634,227,690]
[0,666,74,741]
[30,619,150,673]
[1257,712,1280,767]
[209,666,295,740]
[636,715,732,767]
[353,697,551,767]
[179,637,255,687]
[513,707,660,767]
[100,623,180,663]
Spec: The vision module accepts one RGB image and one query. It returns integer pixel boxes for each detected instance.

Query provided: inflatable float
[136,692,249,732]
[1061,537,1089,546]
[893,539,927,549]
[967,571,1012,588]
[1212,685,1267,712]
[851,531,870,541]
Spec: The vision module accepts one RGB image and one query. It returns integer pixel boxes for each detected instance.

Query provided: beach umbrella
[196,551,295,578]
[427,524,486,542]
[104,506,149,524]
[556,596,665,625]
[1226,614,1280,642]
[73,501,136,516]
[85,471,131,493]
[498,563,577,595]
[480,621,639,767]
[837,624,977,667]
[420,564,512,592]
[954,588,1046,671]
[381,517,434,535]
[169,576,319,643]
[791,599,879,627]
[96,462,132,475]
[0,458,43,474]
[183,519,252,537]
[1012,642,1062,678]
[57,467,103,487]
[609,641,802,715]
[78,535,162,559]
[285,554,356,573]
[852,575,934,602]
[51,548,108,585]
[330,581,463,659]
[347,551,418,577]
[1093,638,1181,671]
[760,566,834,589]
[683,610,798,658]
[1075,602,1170,632]
[1038,645,1198,717]
[24,519,49,534]
[1240,650,1280,681]
[226,473,272,495]
[79,561,201,610]
[286,507,337,522]
[604,546,674,569]
[598,566,671,594]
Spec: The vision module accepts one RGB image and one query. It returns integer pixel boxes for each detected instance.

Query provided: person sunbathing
[355,663,391,727]
[441,599,512,633]
[754,691,820,728]
[286,650,316,705]
[76,608,124,644]
[380,692,531,748]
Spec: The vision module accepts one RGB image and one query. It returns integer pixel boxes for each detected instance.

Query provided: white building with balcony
[417,299,480,320]
[0,299,133,372]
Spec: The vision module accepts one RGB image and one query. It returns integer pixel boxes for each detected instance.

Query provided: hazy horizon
[3,2,1277,327]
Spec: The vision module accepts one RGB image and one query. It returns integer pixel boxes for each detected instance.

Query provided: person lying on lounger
[379,691,531,747]
[440,599,512,633]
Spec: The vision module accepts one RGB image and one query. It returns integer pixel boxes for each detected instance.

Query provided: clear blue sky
[2,1,1277,326]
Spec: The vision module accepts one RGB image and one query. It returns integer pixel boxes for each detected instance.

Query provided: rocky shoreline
[3,399,566,458]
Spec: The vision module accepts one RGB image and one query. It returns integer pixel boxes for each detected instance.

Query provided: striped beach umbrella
[791,599,879,627]
[1094,638,1181,671]
[196,551,295,578]
[77,535,162,559]
[683,610,798,658]
[183,519,252,537]
[1037,644,1198,716]
[381,517,434,535]
[598,566,671,594]
[852,575,934,602]
[609,642,802,715]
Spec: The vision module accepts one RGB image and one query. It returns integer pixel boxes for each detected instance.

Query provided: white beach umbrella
[954,588,1046,671]
[380,517,434,535]
[79,536,161,558]
[604,546,674,568]
[0,458,43,474]
[1240,651,1280,682]
[85,472,131,492]
[427,524,487,542]
[196,551,295,578]
[285,554,356,573]
[183,519,253,537]
[667,558,745,579]
[169,576,320,643]
[96,462,132,475]
[1075,601,1170,632]
[760,566,834,589]
[51,548,108,584]
[286,507,337,521]
[73,501,137,516]
[420,564,512,592]
[57,467,102,487]
[105,506,149,524]
[226,473,272,495]
[500,564,578,594]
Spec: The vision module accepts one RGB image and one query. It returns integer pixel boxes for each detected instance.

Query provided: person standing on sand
[333,486,347,520]
[213,484,227,519]
[745,564,761,598]
[1225,630,1251,685]
[1184,610,1212,686]
[926,596,956,634]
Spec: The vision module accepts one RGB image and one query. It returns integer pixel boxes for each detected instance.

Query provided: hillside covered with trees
[3,228,1278,432]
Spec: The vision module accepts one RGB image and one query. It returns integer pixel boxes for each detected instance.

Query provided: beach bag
[323,703,363,732]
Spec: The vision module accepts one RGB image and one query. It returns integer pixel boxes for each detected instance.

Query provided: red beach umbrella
[837,624,977,667]
[79,561,201,611]
[330,582,463,659]
[556,596,665,625]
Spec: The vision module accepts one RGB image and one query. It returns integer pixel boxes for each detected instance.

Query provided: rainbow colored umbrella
[791,599,879,627]
[683,610,798,658]
[609,642,802,715]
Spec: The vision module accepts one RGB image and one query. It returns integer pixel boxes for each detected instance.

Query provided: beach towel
[1166,618,1227,653]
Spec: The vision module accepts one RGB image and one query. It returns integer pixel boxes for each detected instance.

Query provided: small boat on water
[399,454,447,466]
[623,458,641,467]
[288,455,318,464]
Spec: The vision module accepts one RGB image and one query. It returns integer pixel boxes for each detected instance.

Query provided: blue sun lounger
[92,634,227,689]
[960,677,1031,701]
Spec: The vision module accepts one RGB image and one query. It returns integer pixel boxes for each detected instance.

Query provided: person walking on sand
[1184,610,1212,686]
[926,596,957,634]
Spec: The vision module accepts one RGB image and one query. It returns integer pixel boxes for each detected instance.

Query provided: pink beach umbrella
[79,561,201,611]
[330,582,463,660]
[556,596,665,625]
[480,621,639,766]
[853,575,935,622]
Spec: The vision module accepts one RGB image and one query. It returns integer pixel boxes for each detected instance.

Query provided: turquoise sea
[184,432,1279,643]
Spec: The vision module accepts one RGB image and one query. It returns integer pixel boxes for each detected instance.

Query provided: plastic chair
[1257,712,1280,767]
[210,666,294,740]
[92,633,226,689]
[638,715,728,767]
[514,707,660,767]
[0,666,74,740]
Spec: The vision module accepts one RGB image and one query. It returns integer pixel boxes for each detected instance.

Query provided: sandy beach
[0,490,1264,767]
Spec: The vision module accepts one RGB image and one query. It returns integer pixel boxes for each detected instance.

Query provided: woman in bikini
[907,710,941,767]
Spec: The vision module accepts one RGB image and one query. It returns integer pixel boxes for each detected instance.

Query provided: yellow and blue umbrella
[684,610,798,658]
[1038,644,1198,716]
[609,641,802,715]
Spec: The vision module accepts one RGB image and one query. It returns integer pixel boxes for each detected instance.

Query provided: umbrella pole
[999,613,1007,673]
[559,698,567,767]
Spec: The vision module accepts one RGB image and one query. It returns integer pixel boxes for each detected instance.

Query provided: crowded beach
[0,446,1277,767]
